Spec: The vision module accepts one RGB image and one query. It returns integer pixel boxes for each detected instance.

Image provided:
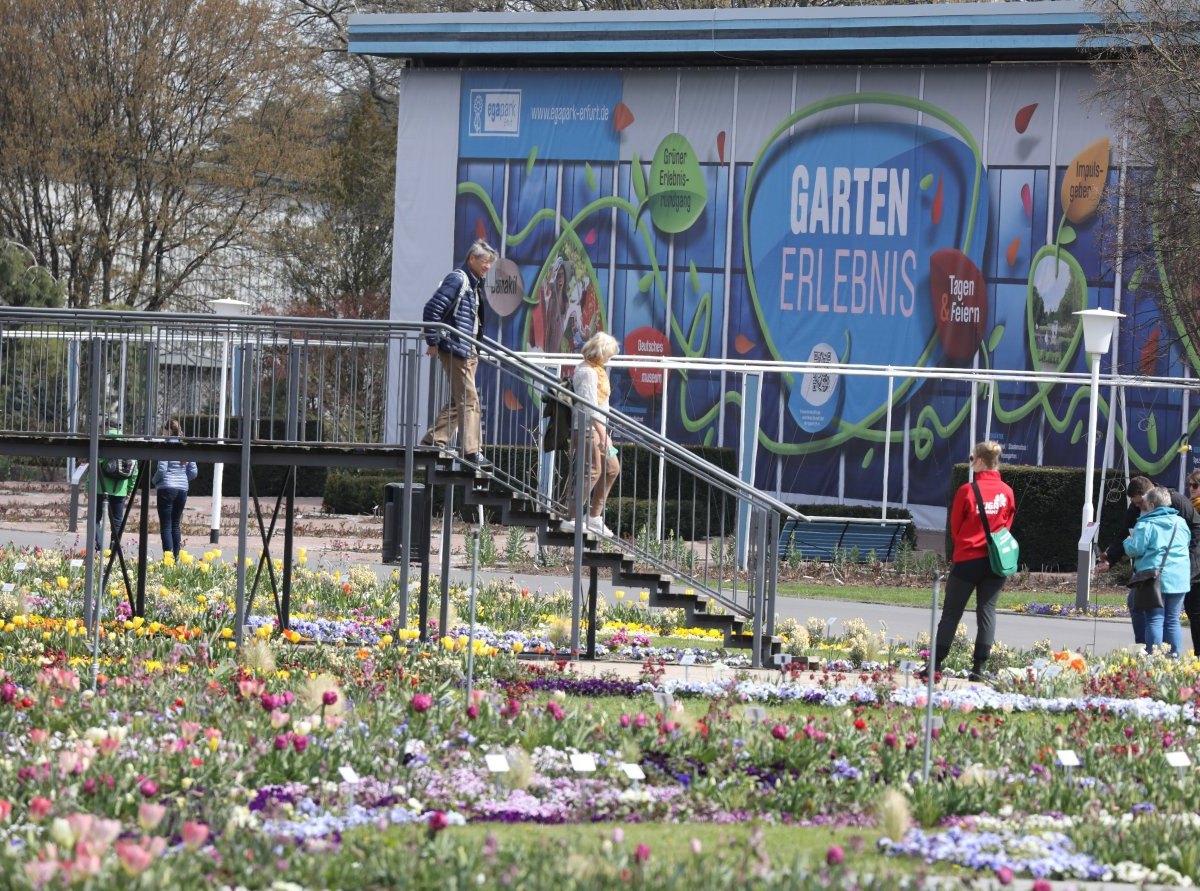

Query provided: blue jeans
[1139,591,1186,657]
[156,488,188,558]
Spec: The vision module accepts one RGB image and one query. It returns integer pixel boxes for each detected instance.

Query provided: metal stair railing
[449,329,801,664]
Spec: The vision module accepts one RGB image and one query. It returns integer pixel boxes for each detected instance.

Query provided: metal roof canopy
[348,1,1104,68]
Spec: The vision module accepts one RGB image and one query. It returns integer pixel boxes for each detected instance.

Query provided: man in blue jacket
[420,240,497,467]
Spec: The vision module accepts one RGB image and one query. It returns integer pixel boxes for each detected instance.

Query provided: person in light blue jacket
[1124,486,1192,656]
[152,419,198,559]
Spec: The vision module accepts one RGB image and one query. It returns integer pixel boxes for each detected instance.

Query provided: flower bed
[0,546,1198,888]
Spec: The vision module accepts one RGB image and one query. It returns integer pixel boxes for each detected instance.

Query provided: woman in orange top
[930,440,1016,682]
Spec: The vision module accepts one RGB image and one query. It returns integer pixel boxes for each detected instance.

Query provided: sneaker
[587,515,614,537]
[465,451,492,469]
[558,520,576,533]
[419,435,448,450]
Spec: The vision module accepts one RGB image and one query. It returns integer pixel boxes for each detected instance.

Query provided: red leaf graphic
[1139,328,1160,376]
[1015,103,1038,134]
[931,177,944,225]
[1021,183,1032,218]
[613,103,635,133]
[717,131,726,164]
[584,229,597,246]
[503,389,522,411]
[475,219,488,240]
[734,334,755,355]
[1005,237,1022,269]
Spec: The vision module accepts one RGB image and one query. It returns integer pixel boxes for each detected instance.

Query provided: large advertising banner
[394,64,1195,523]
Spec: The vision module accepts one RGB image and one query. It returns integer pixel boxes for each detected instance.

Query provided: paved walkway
[0,484,1142,660]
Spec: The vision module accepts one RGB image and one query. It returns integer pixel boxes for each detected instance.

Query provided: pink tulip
[292,736,308,753]
[826,845,845,866]
[138,779,158,798]
[24,860,59,888]
[410,693,433,713]
[90,819,121,845]
[771,724,788,740]
[29,796,53,821]
[116,841,154,876]
[428,811,449,833]
[181,821,210,850]
[137,803,166,830]
[269,709,290,729]
[996,866,1014,885]
[65,813,94,843]
[1031,881,1052,891]
[0,799,11,822]
[29,729,48,746]
[634,843,651,863]
[179,721,201,742]
[322,690,339,706]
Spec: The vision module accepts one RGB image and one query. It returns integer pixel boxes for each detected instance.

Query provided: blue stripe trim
[349,2,1103,60]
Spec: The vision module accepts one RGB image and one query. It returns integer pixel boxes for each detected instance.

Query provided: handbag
[1128,524,1178,611]
[971,481,1019,578]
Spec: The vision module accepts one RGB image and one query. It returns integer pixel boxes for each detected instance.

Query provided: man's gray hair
[466,239,498,262]
[1146,486,1172,509]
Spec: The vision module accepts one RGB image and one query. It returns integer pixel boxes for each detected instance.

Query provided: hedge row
[943,463,1126,572]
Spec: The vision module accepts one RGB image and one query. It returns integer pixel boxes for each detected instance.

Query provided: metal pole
[1076,351,1101,609]
[210,329,230,543]
[399,347,420,624]
[570,403,586,656]
[234,344,254,646]
[83,338,102,635]
[922,572,942,784]
[465,530,480,706]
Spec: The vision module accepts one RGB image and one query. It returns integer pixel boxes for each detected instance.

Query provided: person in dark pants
[420,239,497,468]
[152,419,198,559]
[89,421,139,552]
[1187,470,1200,654]
[929,440,1016,682]
[1097,475,1200,653]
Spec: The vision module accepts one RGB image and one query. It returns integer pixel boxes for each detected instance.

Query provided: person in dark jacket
[1098,475,1200,652]
[420,239,496,468]
[928,440,1017,682]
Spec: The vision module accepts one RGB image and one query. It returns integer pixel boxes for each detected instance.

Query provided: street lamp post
[1074,308,1124,609]
[209,298,251,544]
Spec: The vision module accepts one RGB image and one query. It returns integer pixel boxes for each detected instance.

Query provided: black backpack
[541,376,574,453]
[102,458,136,480]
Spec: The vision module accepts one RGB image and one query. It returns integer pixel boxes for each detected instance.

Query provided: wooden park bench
[777,517,910,564]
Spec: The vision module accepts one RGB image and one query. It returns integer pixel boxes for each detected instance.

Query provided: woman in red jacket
[930,440,1017,682]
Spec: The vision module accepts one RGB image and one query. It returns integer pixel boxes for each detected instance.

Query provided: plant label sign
[923,716,943,732]
[652,691,674,710]
[570,753,597,773]
[485,754,510,773]
[1056,749,1080,768]
[745,706,767,723]
[772,653,793,668]
[621,763,645,781]
[1,583,13,593]
[679,654,697,666]
[338,766,360,784]
[1166,751,1192,768]
[69,559,84,569]
[12,563,25,572]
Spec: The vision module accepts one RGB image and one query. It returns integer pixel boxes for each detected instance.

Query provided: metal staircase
[397,332,800,667]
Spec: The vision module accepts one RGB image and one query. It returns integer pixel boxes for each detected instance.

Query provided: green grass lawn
[775,580,1129,611]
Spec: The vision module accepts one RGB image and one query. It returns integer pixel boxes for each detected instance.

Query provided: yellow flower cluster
[438,635,505,657]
